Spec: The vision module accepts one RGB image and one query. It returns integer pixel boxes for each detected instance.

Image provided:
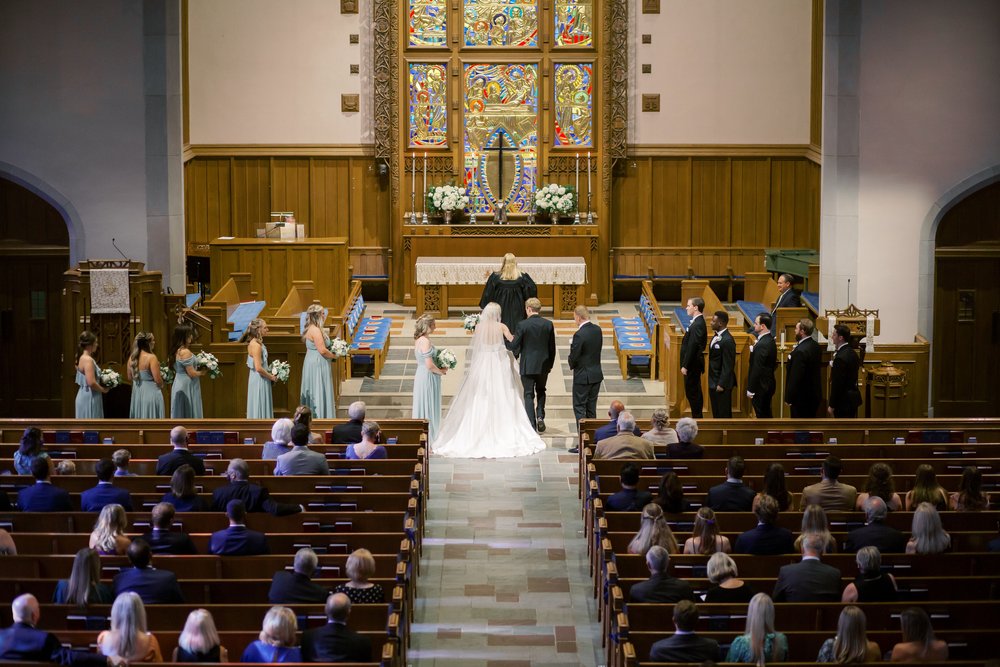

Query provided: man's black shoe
[536,419,546,433]
[568,446,579,454]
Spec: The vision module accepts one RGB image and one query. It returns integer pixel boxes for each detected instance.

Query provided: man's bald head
[12,594,39,625]
[609,401,626,419]
[326,592,352,622]
[170,426,188,447]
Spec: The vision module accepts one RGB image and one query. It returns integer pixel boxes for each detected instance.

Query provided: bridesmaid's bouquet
[433,348,457,370]
[270,360,291,383]
[463,314,480,331]
[329,337,350,358]
[194,351,222,379]
[159,363,175,385]
[98,368,121,389]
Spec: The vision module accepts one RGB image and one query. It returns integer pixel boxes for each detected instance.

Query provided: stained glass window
[408,0,447,47]
[554,0,593,46]
[554,63,593,147]
[463,63,538,214]
[408,63,448,148]
[463,1,538,47]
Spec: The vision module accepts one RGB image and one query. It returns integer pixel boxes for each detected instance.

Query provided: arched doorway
[932,180,1000,417]
[0,176,70,417]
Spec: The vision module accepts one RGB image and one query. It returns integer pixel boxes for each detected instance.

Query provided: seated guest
[211,458,301,516]
[161,464,208,512]
[641,408,678,447]
[346,421,388,460]
[17,456,72,512]
[855,462,903,511]
[842,546,898,603]
[627,545,695,603]
[772,532,843,602]
[594,411,654,460]
[904,463,948,511]
[950,466,989,511]
[261,418,294,460]
[89,504,131,556]
[906,502,951,554]
[210,500,270,556]
[654,472,689,514]
[845,496,907,553]
[799,455,858,512]
[96,592,162,663]
[274,423,330,476]
[55,460,77,476]
[735,494,795,555]
[14,426,48,476]
[0,528,15,554]
[606,462,653,511]
[334,548,385,604]
[241,606,301,663]
[140,503,197,555]
[81,458,133,512]
[0,490,11,512]
[794,504,837,553]
[174,609,228,663]
[301,593,372,663]
[293,405,324,445]
[269,548,329,604]
[156,426,205,476]
[112,539,184,604]
[667,417,704,458]
[332,401,367,444]
[754,463,791,512]
[53,548,114,606]
[0,593,111,666]
[726,593,788,663]
[817,605,881,663]
[889,607,948,662]
[705,456,755,512]
[704,552,754,603]
[593,400,641,444]
[628,503,679,555]
[112,449,135,477]
[683,507,730,554]
[648,600,720,663]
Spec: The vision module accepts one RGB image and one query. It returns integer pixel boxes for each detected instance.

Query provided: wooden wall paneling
[231,158,270,237]
[350,158,377,246]
[270,158,311,230]
[611,159,645,247]
[184,158,232,245]
[770,158,820,249]
[309,158,349,238]
[730,158,771,247]
[0,178,69,245]
[691,158,732,247]
[651,158,692,247]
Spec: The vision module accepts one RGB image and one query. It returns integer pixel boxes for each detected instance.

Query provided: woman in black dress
[479,253,537,331]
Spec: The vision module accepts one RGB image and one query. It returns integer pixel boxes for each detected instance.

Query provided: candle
[780,331,786,347]
[423,152,427,201]
[575,153,580,197]
[411,153,416,203]
[587,151,592,193]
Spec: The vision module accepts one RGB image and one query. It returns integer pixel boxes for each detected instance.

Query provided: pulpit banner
[90,269,131,313]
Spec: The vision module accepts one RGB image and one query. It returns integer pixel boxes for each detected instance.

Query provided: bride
[433,303,546,459]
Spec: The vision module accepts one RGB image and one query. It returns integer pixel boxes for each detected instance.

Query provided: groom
[568,304,603,451]
[506,298,556,433]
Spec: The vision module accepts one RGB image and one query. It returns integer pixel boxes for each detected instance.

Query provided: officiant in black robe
[479,253,537,331]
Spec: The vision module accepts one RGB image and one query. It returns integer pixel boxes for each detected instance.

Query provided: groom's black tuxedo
[507,313,556,430]
[569,320,604,425]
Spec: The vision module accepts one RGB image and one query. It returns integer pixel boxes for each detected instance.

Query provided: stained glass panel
[463,1,538,47]
[464,63,538,214]
[554,0,593,46]
[554,63,593,147]
[408,63,448,148]
[408,0,447,47]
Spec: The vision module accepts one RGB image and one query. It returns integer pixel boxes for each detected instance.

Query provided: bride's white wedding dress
[432,304,546,459]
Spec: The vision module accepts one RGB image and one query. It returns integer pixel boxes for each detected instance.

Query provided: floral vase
[442,210,453,224]
[550,212,560,225]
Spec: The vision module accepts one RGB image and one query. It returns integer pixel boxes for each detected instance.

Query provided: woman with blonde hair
[683,507,730,554]
[855,462,902,511]
[74,330,107,418]
[169,324,204,419]
[412,314,446,442]
[243,318,277,419]
[241,606,301,662]
[950,466,989,511]
[906,502,951,554]
[627,503,678,555]
[705,552,754,603]
[89,504,131,555]
[816,605,881,663]
[53,548,113,606]
[479,252,537,331]
[127,332,164,418]
[97,592,162,662]
[174,609,228,662]
[725,592,789,665]
[905,464,948,510]
[641,408,679,446]
[300,304,335,419]
[333,548,385,603]
[794,504,837,553]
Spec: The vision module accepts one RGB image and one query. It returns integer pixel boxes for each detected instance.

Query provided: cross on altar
[481,130,514,224]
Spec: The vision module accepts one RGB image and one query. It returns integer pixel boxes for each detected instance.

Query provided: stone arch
[0,161,85,264]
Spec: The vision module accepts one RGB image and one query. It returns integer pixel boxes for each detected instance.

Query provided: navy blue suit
[268,571,329,604]
[301,622,372,663]
[705,480,755,512]
[209,525,270,556]
[17,481,72,512]
[80,482,133,512]
[605,488,653,512]
[112,566,184,604]
[156,448,206,476]
[0,622,108,666]
[734,523,796,555]
[211,480,300,516]
[594,419,641,444]
[140,528,198,555]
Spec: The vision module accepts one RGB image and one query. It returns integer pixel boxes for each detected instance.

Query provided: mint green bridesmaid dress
[300,335,334,418]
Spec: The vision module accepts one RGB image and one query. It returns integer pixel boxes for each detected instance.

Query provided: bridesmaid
[127,332,165,418]
[243,318,277,419]
[299,304,335,418]
[411,314,446,443]
[75,330,107,418]
[170,324,205,419]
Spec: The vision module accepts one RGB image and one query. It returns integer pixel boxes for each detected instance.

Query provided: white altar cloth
[415,256,586,286]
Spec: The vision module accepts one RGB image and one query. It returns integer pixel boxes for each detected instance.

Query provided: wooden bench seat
[1,474,419,495]
[17,458,423,478]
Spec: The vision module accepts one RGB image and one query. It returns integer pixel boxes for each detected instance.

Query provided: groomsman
[827,324,862,418]
[507,298,556,432]
[568,305,603,450]
[707,311,736,418]
[679,297,707,418]
[785,319,822,418]
[746,313,777,418]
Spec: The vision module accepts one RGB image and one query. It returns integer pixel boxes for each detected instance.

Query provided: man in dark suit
[332,402,366,444]
[593,400,642,444]
[785,318,822,418]
[209,499,270,556]
[734,494,796,555]
[112,538,184,604]
[769,273,802,322]
[156,426,206,476]
[211,458,301,516]
[628,546,696,603]
[301,592,372,663]
[17,457,72,512]
[80,458,133,512]
[747,313,777,418]
[568,305,603,449]
[827,324,863,418]
[0,594,112,666]
[140,502,197,555]
[679,297,708,418]
[506,297,556,432]
[269,547,330,604]
[704,456,755,512]
[606,463,654,511]
[648,600,720,663]
[707,310,736,418]
[844,497,907,553]
[772,533,844,602]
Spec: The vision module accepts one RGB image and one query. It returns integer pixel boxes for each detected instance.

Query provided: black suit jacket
[772,558,843,602]
[0,622,108,666]
[80,482,133,512]
[770,288,802,320]
[507,314,556,375]
[734,523,796,555]
[786,336,822,410]
[606,488,653,512]
[568,321,603,385]
[679,315,707,373]
[209,525,270,556]
[301,622,372,663]
[141,528,197,555]
[707,329,736,390]
[211,480,300,516]
[747,332,777,395]
[649,632,720,663]
[17,482,72,512]
[112,566,184,604]
[156,448,206,476]
[628,573,696,603]
[844,521,907,554]
[268,570,330,604]
[705,481,755,512]
[331,420,364,444]
[829,344,862,413]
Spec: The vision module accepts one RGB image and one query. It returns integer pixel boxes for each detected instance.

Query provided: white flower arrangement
[329,337,350,358]
[428,184,470,213]
[194,351,222,379]
[159,363,175,385]
[433,348,457,370]
[270,360,291,383]
[98,368,121,389]
[534,183,577,213]
[463,314,480,331]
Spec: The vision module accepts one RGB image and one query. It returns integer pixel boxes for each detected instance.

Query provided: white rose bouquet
[98,368,121,389]
[159,363,175,385]
[329,337,350,358]
[270,360,291,383]
[534,183,577,214]
[194,351,222,379]
[427,184,470,213]
[433,348,457,370]
[463,314,480,331]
